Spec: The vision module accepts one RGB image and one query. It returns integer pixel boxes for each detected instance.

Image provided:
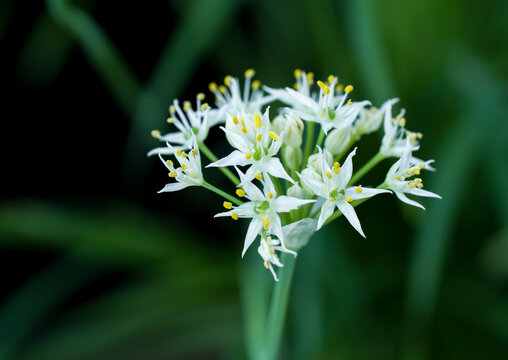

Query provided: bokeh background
[1,0,508,359]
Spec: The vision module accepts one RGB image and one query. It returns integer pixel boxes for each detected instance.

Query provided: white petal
[336,201,366,238]
[147,147,175,157]
[317,200,335,229]
[207,150,250,168]
[158,182,191,193]
[345,187,391,201]
[242,218,263,257]
[337,147,357,189]
[222,127,251,153]
[273,196,314,213]
[265,158,294,183]
[159,132,186,145]
[394,191,425,210]
[409,188,442,199]
[297,172,328,198]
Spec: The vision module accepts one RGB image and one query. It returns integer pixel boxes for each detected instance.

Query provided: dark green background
[1,0,507,359]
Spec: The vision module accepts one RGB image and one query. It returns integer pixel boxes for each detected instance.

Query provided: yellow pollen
[404,169,413,177]
[169,105,176,113]
[197,93,205,101]
[167,117,176,123]
[269,131,279,141]
[346,99,352,106]
[176,150,182,156]
[345,85,354,94]
[294,69,302,78]
[326,172,333,179]
[356,187,362,193]
[236,189,245,197]
[419,163,425,169]
[231,212,239,220]
[169,171,177,177]
[346,196,353,203]
[409,182,416,189]
[307,72,314,80]
[183,101,191,111]
[262,217,271,230]
[410,135,417,142]
[255,173,263,181]
[293,83,299,90]
[209,82,217,92]
[323,86,330,95]
[252,80,261,90]
[417,132,423,139]
[257,134,263,142]
[269,247,275,255]
[244,68,255,78]
[333,162,341,174]
[223,201,232,209]
[224,75,232,86]
[328,197,335,202]
[328,75,335,83]
[254,113,262,128]
[232,116,239,125]
[413,168,421,175]
[181,151,187,158]
[166,160,173,167]
[181,163,187,170]
[192,149,197,157]
[242,127,248,134]
[201,103,209,111]
[336,84,344,92]
[264,260,270,269]
[245,153,253,159]
[151,130,161,138]
[219,85,227,94]
[268,192,274,199]
[399,118,406,127]
[317,80,325,88]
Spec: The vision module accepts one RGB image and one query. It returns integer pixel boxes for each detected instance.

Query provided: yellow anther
[328,75,335,83]
[201,103,209,111]
[169,171,177,177]
[336,84,344,92]
[345,85,354,94]
[232,116,239,125]
[209,82,218,92]
[323,86,330,95]
[254,113,262,128]
[414,178,423,184]
[356,187,362,193]
[176,150,182,156]
[256,134,263,142]
[219,85,227,94]
[181,163,187,170]
[252,80,261,90]
[410,135,417,142]
[224,75,232,86]
[268,192,274,199]
[413,168,421,175]
[245,153,253,159]
[404,169,413,177]
[242,127,248,134]
[409,182,416,189]
[307,72,314,80]
[294,69,302,78]
[151,130,161,138]
[166,160,173,167]
[236,189,245,197]
[328,197,335,202]
[317,80,325,88]
[223,201,232,210]
[181,151,188,158]
[231,212,239,220]
[183,101,191,111]
[417,132,423,139]
[333,162,341,174]
[269,247,275,255]
[262,217,271,230]
[192,149,197,157]
[197,93,205,101]
[255,173,263,181]
[169,105,176,113]
[264,260,270,269]
[269,131,279,141]
[167,117,176,123]
[346,196,353,203]
[346,99,352,106]
[293,83,299,90]
[399,118,406,127]
[419,163,425,169]
[244,68,255,77]
[326,171,333,179]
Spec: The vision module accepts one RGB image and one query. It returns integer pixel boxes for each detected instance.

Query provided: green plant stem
[203,182,242,206]
[262,252,297,360]
[347,151,385,186]
[315,129,325,150]
[198,142,240,186]
[302,122,315,170]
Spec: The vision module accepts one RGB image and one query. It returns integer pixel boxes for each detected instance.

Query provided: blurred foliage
[1,0,508,359]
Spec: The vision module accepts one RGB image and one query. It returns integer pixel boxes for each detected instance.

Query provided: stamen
[326,172,333,179]
[252,80,261,90]
[209,82,218,92]
[232,116,239,125]
[219,85,227,94]
[231,212,239,220]
[224,75,232,86]
[223,201,232,209]
[257,134,263,142]
[262,217,271,230]
[201,103,209,111]
[181,163,187,170]
[399,118,406,127]
[167,117,176,123]
[323,86,330,95]
[333,162,341,174]
[183,101,191,111]
[255,173,263,181]
[269,131,279,141]
[264,260,270,269]
[328,75,335,83]
[346,99,352,106]
[356,187,362,193]
[345,85,354,94]
[169,105,176,113]
[317,80,325,89]
[268,192,274,199]
[192,149,197,157]
[413,168,421,175]
[245,153,253,159]
[197,93,205,101]
[294,69,302,78]
[293,83,299,90]
[328,197,335,202]
[269,247,275,255]
[168,171,177,177]
[346,196,353,202]
[254,113,262,128]
[418,163,425,169]
[166,160,173,167]
[151,130,161,138]
[336,84,344,92]
[236,189,245,197]
[244,68,255,78]
[176,150,182,156]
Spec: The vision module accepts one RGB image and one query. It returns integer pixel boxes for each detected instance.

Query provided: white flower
[385,143,441,209]
[157,136,204,192]
[380,98,420,158]
[215,169,314,257]
[266,74,370,134]
[149,95,218,155]
[258,235,292,281]
[264,69,316,108]
[272,112,304,148]
[354,98,395,136]
[298,148,391,235]
[208,69,272,118]
[207,108,294,185]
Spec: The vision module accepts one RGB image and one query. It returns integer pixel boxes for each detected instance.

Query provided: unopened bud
[287,183,305,199]
[300,168,321,195]
[325,128,352,156]
[272,113,304,148]
[283,146,302,171]
[307,150,333,173]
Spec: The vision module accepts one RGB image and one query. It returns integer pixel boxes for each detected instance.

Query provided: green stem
[315,129,325,150]
[199,141,240,186]
[262,252,297,360]
[202,182,243,206]
[347,151,385,186]
[301,122,315,170]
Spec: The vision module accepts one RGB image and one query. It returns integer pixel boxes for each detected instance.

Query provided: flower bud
[307,150,332,173]
[272,113,304,147]
[287,183,306,199]
[300,167,321,195]
[225,112,256,145]
[325,128,352,156]
[283,146,302,171]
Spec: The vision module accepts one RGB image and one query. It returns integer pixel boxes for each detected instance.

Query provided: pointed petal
[394,191,425,210]
[337,147,357,189]
[409,188,442,199]
[336,201,366,237]
[159,132,187,144]
[158,182,191,193]
[273,196,315,213]
[297,172,327,198]
[242,218,263,257]
[317,200,335,229]
[147,147,175,157]
[265,158,294,183]
[345,187,392,201]
[207,150,250,168]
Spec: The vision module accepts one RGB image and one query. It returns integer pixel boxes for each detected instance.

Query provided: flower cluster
[149,69,441,280]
